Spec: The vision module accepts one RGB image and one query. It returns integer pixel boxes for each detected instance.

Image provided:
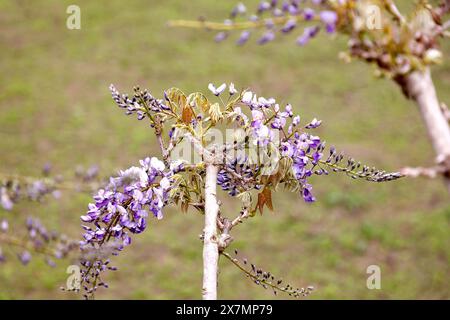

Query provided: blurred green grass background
[0,0,449,299]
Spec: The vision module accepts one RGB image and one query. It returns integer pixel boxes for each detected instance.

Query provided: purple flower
[271,116,286,129]
[231,3,246,17]
[281,19,296,33]
[251,109,265,128]
[288,5,299,15]
[285,104,293,117]
[79,156,174,296]
[302,187,316,203]
[303,8,315,21]
[258,31,275,45]
[312,151,322,164]
[320,10,337,25]
[237,30,251,45]
[150,157,165,172]
[258,1,271,13]
[242,91,255,105]
[0,187,13,211]
[18,251,31,265]
[215,32,228,43]
[0,219,8,232]
[281,142,294,157]
[258,97,276,107]
[320,10,337,33]
[297,26,320,46]
[305,118,322,129]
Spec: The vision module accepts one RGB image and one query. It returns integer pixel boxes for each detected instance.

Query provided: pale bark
[402,68,450,191]
[202,164,219,300]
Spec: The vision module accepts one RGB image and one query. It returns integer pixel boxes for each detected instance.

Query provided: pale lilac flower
[258,1,271,13]
[251,109,265,123]
[281,19,296,33]
[208,83,227,96]
[320,10,338,33]
[231,2,247,17]
[119,166,148,187]
[258,31,275,45]
[258,97,276,107]
[304,8,315,20]
[229,83,237,95]
[297,26,320,46]
[288,5,299,15]
[271,116,286,129]
[237,30,251,45]
[150,157,165,172]
[273,8,283,16]
[242,91,254,104]
[215,31,228,43]
[305,118,322,129]
[0,188,13,211]
[159,177,171,190]
[18,251,31,265]
[0,219,8,232]
[320,10,337,25]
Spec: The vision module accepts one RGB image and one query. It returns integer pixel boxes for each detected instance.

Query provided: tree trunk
[202,164,219,300]
[401,68,450,192]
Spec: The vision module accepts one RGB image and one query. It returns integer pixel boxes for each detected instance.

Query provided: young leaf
[209,102,223,124]
[262,188,273,212]
[182,105,194,124]
[187,92,210,112]
[165,87,187,112]
[181,200,189,213]
[256,187,274,215]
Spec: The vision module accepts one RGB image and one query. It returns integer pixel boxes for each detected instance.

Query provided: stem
[202,164,219,300]
[168,16,306,31]
[401,68,450,191]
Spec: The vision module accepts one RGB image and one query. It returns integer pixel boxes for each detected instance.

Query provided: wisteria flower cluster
[213,83,401,204]
[0,216,78,266]
[0,164,107,269]
[328,0,450,82]
[223,249,314,297]
[0,164,101,211]
[78,156,177,297]
[170,0,450,78]
[169,0,338,46]
[75,81,401,298]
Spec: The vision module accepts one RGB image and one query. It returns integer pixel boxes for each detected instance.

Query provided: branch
[382,0,406,24]
[167,15,319,31]
[401,165,447,179]
[440,102,450,121]
[400,68,450,191]
[202,164,220,300]
[221,251,313,298]
[231,209,250,229]
[312,155,404,182]
[0,233,56,257]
